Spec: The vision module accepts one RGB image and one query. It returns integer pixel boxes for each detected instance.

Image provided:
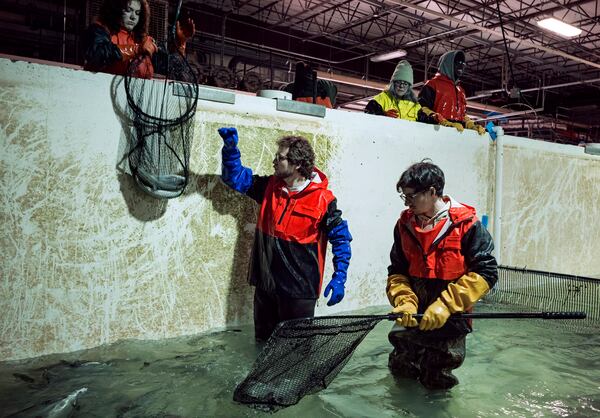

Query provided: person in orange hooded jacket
[218,127,352,342]
[84,0,195,79]
[418,50,486,135]
[386,159,497,389]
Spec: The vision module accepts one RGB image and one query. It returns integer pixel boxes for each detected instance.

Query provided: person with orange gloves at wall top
[83,0,195,79]
[418,50,487,135]
[386,159,497,390]
[218,127,352,342]
[364,60,428,122]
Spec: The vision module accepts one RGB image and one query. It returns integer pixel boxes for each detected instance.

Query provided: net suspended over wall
[125,52,198,199]
[485,265,600,329]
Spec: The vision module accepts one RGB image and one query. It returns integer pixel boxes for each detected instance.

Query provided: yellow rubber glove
[420,106,441,123]
[440,272,490,313]
[465,116,487,135]
[439,118,464,132]
[419,272,490,331]
[387,274,419,328]
[392,302,418,327]
[419,299,450,331]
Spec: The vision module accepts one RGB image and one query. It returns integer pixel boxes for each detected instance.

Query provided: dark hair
[277,136,315,179]
[98,0,150,41]
[397,159,445,196]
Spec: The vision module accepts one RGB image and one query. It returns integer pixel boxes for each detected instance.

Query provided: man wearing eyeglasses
[419,50,487,135]
[218,127,352,342]
[386,160,497,389]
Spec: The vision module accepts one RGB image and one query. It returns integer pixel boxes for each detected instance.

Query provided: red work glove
[385,109,399,118]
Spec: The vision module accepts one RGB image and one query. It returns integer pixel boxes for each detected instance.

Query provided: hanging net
[125,52,198,199]
[233,315,382,411]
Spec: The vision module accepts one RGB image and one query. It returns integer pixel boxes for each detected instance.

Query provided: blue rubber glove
[324,274,345,306]
[218,127,239,148]
[324,220,352,306]
[486,121,497,140]
[218,127,253,193]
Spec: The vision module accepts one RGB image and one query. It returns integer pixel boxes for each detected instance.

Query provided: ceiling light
[370,49,407,62]
[537,17,582,37]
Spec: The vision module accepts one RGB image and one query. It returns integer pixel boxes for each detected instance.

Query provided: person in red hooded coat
[218,127,353,342]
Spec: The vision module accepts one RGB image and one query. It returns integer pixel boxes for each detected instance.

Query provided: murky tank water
[1,300,599,417]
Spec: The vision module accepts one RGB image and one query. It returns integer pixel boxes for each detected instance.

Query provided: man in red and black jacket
[418,50,486,135]
[218,127,352,342]
[386,159,497,389]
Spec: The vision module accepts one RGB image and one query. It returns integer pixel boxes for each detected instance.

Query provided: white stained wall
[0,57,598,361]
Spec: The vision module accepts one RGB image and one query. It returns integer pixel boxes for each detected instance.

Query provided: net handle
[170,0,184,42]
[390,311,588,320]
[311,311,587,321]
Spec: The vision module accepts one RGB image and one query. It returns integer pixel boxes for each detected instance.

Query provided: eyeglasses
[393,80,410,88]
[399,188,430,202]
[274,154,288,162]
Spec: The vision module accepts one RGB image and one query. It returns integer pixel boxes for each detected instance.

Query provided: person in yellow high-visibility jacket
[364,60,427,122]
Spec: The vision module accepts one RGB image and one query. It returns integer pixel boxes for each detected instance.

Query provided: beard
[274,166,294,179]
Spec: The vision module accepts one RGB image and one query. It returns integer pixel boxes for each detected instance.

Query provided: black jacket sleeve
[364,99,386,115]
[418,84,436,111]
[461,220,498,288]
[83,24,122,70]
[320,198,343,232]
[245,175,270,204]
[388,222,410,277]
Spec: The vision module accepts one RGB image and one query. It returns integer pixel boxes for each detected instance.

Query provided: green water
[1,301,599,417]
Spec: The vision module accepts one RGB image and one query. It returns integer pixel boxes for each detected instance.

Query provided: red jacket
[419,73,467,122]
[397,199,475,280]
[84,23,154,78]
[247,169,339,298]
[388,196,498,337]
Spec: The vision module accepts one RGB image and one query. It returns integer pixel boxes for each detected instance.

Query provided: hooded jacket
[221,143,352,299]
[388,196,496,283]
[365,60,423,121]
[418,50,467,122]
[387,196,497,337]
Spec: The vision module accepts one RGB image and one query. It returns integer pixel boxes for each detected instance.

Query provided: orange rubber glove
[175,18,195,55]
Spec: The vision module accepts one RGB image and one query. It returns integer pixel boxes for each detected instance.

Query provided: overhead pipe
[200,31,385,73]
[472,107,544,122]
[468,77,600,100]
[385,0,600,70]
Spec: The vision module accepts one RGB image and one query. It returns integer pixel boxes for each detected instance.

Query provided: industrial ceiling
[1,0,599,141]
